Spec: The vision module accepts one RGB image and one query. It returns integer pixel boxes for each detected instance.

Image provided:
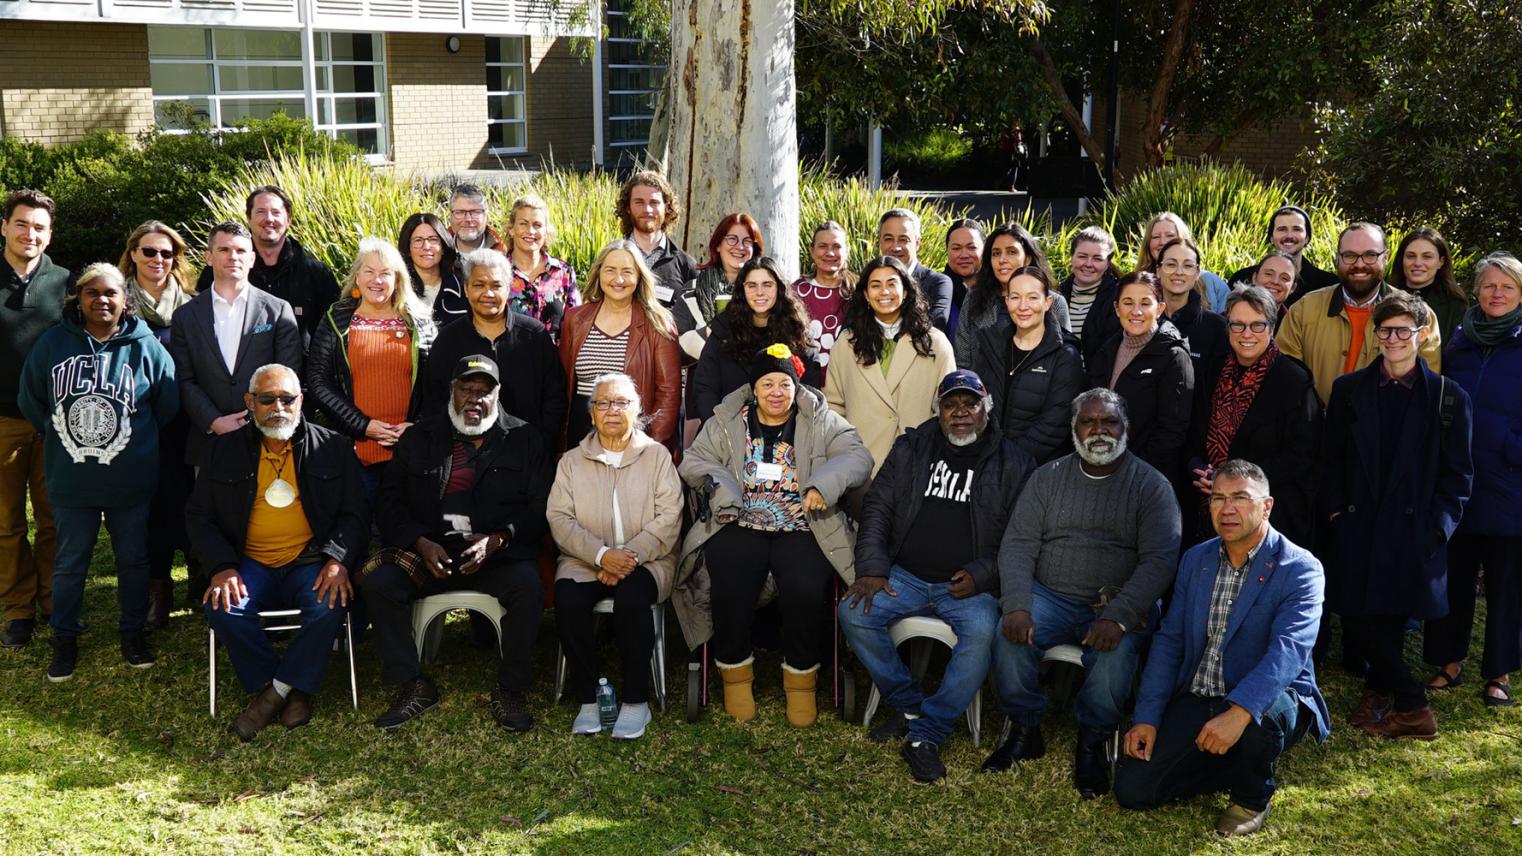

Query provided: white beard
[449,396,497,437]
[946,431,979,447]
[1072,430,1127,466]
[257,413,299,442]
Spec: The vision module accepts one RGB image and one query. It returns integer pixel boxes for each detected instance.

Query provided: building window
[604,0,662,165]
[148,27,388,158]
[486,37,527,154]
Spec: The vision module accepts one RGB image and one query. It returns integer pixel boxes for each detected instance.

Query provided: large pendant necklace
[264,447,296,508]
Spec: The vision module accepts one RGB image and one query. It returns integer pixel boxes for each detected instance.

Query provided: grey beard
[946,431,979,447]
[1072,430,1127,466]
[456,226,483,245]
[449,397,497,436]
[257,413,299,442]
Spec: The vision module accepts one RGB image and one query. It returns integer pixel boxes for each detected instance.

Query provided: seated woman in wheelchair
[547,373,683,740]
[675,344,873,727]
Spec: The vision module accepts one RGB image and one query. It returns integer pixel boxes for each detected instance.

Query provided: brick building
[0,0,663,172]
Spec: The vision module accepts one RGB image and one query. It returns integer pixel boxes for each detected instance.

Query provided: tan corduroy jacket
[547,429,683,601]
[1276,282,1443,405]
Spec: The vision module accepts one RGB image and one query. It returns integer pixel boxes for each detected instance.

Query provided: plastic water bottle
[596,678,618,730]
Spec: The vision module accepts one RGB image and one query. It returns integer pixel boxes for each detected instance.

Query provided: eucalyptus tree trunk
[653,0,800,279]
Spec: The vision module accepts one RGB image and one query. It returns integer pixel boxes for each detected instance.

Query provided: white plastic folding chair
[1040,643,1122,772]
[208,609,357,717]
[410,591,510,662]
[859,615,983,747]
[553,599,668,711]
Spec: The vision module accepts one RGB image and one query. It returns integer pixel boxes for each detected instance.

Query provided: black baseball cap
[452,355,500,386]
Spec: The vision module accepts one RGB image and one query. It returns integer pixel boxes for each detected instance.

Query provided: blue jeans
[991,579,1148,735]
[205,557,346,695]
[839,566,1000,745]
[50,504,151,638]
[1114,690,1312,812]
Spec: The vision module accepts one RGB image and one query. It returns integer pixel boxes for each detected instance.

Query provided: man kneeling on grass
[1114,460,1329,836]
[839,370,1034,782]
[193,364,368,741]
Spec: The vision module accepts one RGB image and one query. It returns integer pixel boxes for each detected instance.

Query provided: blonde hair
[584,239,676,340]
[1136,211,1196,272]
[345,236,428,325]
[1474,251,1522,294]
[118,220,195,296]
[508,193,556,248]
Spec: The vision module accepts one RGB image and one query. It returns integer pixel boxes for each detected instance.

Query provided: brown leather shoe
[231,685,287,742]
[280,689,312,730]
[146,579,172,629]
[1347,690,1392,728]
[1366,706,1438,740]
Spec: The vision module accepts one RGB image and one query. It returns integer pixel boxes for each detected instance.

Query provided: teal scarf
[1462,304,1522,350]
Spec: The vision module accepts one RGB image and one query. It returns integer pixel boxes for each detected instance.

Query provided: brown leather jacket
[559,301,682,452]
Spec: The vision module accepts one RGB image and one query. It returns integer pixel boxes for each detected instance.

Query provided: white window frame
[486,36,528,156]
[148,26,389,163]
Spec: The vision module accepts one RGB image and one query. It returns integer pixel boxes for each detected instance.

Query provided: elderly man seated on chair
[1115,460,1328,836]
[839,370,1035,782]
[362,355,553,732]
[982,388,1181,799]
[193,364,368,741]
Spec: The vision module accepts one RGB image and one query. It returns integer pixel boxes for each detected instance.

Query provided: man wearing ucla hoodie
[18,264,179,682]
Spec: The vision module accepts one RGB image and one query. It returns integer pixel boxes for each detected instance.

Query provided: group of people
[1,170,1517,837]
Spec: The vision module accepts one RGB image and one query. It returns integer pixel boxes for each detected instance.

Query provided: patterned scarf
[1204,342,1279,466]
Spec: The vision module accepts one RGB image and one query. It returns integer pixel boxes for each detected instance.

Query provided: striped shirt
[1068,286,1099,338]
[1190,541,1260,698]
[574,326,630,396]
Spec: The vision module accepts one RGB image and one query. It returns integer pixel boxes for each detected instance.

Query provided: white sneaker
[572,703,601,735]
[611,702,651,740]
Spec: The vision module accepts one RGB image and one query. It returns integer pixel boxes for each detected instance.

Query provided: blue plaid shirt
[1190,542,1260,698]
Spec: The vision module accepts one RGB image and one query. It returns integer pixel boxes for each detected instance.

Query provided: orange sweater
[348,315,413,465]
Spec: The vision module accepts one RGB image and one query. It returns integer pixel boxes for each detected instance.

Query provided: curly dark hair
[965,223,1056,326]
[843,256,936,366]
[719,257,814,364]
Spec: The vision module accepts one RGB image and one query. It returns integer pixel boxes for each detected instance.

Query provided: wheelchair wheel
[686,661,704,723]
[838,666,857,722]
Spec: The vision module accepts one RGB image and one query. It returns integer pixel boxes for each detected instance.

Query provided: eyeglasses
[452,208,486,220]
[1375,325,1420,341]
[1338,250,1386,264]
[592,398,633,412]
[1208,492,1265,508]
[410,236,443,248]
[1160,260,1199,273]
[254,393,299,407]
[721,235,756,249]
[138,247,175,259]
[1227,320,1272,334]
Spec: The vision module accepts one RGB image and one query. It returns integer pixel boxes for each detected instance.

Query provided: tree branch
[1030,36,1107,166]
[1143,0,1196,167]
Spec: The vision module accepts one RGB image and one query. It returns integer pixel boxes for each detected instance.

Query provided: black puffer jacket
[186,420,369,574]
[1164,289,1229,377]
[968,316,1086,463]
[855,416,1035,593]
[1087,320,1194,483]
[306,300,437,438]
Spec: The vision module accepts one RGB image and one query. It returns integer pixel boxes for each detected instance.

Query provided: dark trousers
[704,524,834,670]
[363,557,543,691]
[204,558,345,695]
[1115,690,1311,813]
[554,568,659,704]
[1343,614,1427,711]
[1425,533,1522,681]
[146,457,191,582]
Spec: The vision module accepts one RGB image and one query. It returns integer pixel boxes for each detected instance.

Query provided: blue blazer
[1133,526,1330,742]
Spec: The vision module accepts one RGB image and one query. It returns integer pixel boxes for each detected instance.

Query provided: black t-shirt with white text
[894,436,983,583]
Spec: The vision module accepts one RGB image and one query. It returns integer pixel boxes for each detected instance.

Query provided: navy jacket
[1443,319,1522,537]
[1135,526,1330,743]
[855,416,1035,593]
[1322,359,1473,618]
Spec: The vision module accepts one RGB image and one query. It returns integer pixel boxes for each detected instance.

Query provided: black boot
[1,618,35,649]
[373,676,440,729]
[980,722,1045,773]
[146,579,172,630]
[1073,732,1112,799]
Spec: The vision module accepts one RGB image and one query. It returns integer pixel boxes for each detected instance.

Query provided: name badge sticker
[755,462,784,482]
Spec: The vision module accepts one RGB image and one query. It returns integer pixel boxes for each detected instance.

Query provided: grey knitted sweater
[997,452,1181,630]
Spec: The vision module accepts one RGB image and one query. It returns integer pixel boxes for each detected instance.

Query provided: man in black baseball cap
[839,368,1037,782]
[362,351,555,733]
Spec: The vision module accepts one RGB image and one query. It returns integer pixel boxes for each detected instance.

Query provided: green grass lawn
[2,544,1520,855]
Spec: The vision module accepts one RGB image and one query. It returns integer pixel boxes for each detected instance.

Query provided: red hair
[701,212,764,270]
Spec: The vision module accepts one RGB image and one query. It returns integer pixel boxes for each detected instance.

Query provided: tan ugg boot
[782,664,819,728]
[717,657,757,721]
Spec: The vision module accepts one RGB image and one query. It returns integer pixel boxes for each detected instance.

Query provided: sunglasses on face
[254,393,299,407]
[139,247,175,259]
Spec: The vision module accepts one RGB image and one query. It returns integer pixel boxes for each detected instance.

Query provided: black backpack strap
[1438,376,1458,432]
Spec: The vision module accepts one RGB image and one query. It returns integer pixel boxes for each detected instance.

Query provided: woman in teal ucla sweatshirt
[18,263,178,681]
